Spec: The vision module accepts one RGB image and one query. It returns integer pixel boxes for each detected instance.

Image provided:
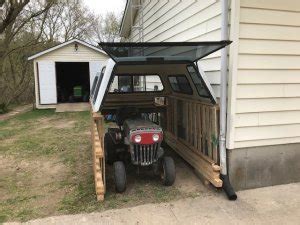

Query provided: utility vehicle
[103,106,175,192]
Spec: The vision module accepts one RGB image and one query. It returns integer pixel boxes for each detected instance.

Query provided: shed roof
[28,39,107,60]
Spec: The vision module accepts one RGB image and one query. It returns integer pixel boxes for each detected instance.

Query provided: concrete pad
[55,103,90,112]
[6,182,300,225]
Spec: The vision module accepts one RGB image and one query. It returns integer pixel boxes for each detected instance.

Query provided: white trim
[33,60,39,108]
[120,0,131,37]
[226,0,240,150]
[92,59,116,112]
[120,0,140,38]
[28,39,107,60]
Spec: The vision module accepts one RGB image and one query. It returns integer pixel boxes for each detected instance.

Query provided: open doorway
[56,62,90,103]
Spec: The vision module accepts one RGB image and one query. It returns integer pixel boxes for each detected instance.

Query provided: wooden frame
[89,61,223,200]
[91,112,106,201]
[164,96,222,187]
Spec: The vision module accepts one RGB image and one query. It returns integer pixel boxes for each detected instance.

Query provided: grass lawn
[0,110,203,223]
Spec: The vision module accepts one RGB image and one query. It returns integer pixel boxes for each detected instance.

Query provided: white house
[28,39,109,109]
[120,0,300,190]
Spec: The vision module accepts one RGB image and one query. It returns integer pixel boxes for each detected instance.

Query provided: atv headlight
[152,134,160,142]
[134,135,142,143]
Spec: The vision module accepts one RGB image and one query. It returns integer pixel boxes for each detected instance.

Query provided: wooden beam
[165,131,222,188]
[91,110,105,201]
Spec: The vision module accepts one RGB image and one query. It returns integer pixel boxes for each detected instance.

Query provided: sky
[83,0,126,16]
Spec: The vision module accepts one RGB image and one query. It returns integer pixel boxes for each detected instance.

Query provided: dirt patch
[54,120,75,129]
[37,118,76,130]
[0,154,69,221]
[35,118,53,130]
[1,110,213,223]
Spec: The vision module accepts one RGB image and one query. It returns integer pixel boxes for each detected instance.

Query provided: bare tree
[41,0,95,42]
[91,12,121,44]
[0,0,54,45]
[0,0,54,111]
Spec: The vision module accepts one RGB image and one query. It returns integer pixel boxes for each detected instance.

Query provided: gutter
[219,0,237,200]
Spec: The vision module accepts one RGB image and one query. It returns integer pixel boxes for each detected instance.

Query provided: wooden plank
[91,110,105,201]
[207,106,212,158]
[168,95,214,106]
[211,107,218,162]
[165,131,222,187]
[185,101,189,141]
[197,104,202,152]
[193,103,198,149]
[188,102,192,144]
[201,105,206,155]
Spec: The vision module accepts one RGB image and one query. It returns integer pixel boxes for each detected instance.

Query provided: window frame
[92,66,106,104]
[90,74,99,99]
[168,74,193,95]
[108,74,165,94]
[186,64,216,104]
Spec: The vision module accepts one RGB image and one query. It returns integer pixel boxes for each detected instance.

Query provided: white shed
[28,39,109,109]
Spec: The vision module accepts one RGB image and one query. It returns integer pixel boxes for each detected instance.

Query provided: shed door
[38,61,57,104]
[89,61,102,90]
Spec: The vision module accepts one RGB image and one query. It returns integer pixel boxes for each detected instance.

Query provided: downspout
[219,0,237,200]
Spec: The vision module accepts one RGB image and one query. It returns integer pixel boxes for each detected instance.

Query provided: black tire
[113,161,126,193]
[104,133,116,164]
[161,156,176,186]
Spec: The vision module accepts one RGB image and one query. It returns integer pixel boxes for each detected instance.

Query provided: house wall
[123,0,300,190]
[129,0,223,97]
[127,0,300,149]
[227,0,300,190]
[228,0,300,149]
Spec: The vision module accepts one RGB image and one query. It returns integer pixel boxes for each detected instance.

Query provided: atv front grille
[131,143,159,166]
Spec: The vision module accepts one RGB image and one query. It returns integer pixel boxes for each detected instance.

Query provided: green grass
[0,109,189,223]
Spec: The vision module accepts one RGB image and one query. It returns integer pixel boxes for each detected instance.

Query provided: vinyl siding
[129,0,222,97]
[233,0,300,148]
[33,42,109,109]
[125,0,300,149]
[36,43,109,62]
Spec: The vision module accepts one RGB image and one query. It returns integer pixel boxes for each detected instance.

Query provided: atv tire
[113,161,126,193]
[161,156,176,186]
[104,133,117,164]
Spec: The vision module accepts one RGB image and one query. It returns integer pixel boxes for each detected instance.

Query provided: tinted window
[90,74,99,98]
[187,65,210,98]
[109,75,163,93]
[93,67,105,104]
[168,75,193,95]
[119,75,132,92]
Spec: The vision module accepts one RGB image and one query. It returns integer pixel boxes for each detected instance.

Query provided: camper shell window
[109,75,164,93]
[187,65,210,98]
[93,67,106,104]
[168,75,193,95]
[90,73,99,98]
